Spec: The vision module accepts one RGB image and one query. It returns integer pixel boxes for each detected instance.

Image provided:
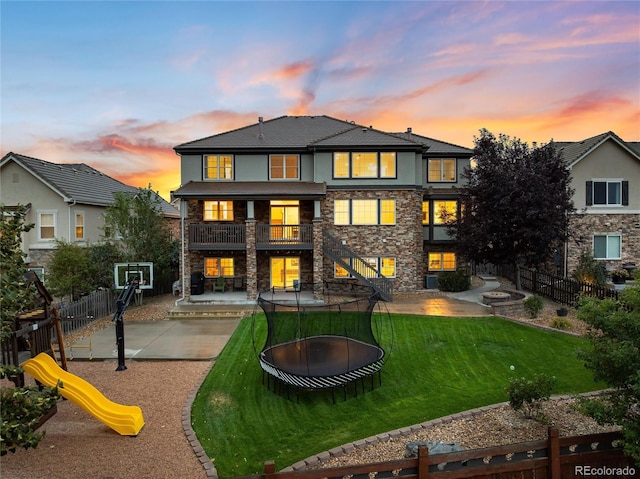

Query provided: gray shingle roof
[174,115,470,154]
[556,131,640,167]
[392,131,473,155]
[1,152,179,218]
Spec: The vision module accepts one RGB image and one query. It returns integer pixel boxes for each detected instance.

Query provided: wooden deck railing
[232,429,636,479]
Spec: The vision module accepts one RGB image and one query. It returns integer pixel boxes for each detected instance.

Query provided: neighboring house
[557,131,640,275]
[0,152,180,276]
[172,115,472,301]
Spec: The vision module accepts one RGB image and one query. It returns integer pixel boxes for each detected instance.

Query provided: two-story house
[0,152,180,277]
[557,131,640,275]
[172,115,472,302]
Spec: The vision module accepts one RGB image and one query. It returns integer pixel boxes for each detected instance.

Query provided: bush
[505,373,556,423]
[551,317,572,330]
[437,270,471,292]
[523,295,544,318]
[572,250,607,285]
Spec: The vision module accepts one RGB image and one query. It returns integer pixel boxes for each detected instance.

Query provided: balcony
[256,224,313,250]
[189,224,246,250]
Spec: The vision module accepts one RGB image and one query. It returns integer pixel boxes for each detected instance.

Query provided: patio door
[270,257,299,289]
[270,200,299,240]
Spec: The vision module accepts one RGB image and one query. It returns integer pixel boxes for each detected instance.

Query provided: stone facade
[567,213,640,273]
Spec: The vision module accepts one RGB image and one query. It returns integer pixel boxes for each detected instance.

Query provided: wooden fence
[55,289,116,335]
[236,429,636,479]
[486,264,620,307]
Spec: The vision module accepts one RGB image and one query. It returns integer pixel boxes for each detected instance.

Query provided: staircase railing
[322,230,393,301]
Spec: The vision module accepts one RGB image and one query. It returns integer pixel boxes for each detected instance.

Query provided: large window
[205,257,235,277]
[270,155,299,179]
[334,257,396,278]
[334,199,395,225]
[593,234,621,260]
[428,159,456,182]
[75,212,84,240]
[204,155,233,179]
[333,152,396,179]
[433,200,458,225]
[593,180,621,206]
[38,211,56,240]
[428,252,456,271]
[204,201,234,221]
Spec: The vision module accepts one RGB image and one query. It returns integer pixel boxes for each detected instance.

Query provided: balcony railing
[256,224,313,250]
[189,224,246,250]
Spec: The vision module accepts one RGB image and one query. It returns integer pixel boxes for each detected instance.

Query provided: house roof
[172,180,326,200]
[556,131,640,168]
[174,115,470,154]
[392,131,473,155]
[1,152,180,218]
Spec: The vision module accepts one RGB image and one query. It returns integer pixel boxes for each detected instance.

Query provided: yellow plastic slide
[22,353,144,436]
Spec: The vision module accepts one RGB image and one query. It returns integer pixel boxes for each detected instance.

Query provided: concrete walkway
[67,277,502,362]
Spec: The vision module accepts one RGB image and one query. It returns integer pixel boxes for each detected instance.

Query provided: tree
[453,129,574,287]
[0,204,60,456]
[103,187,178,274]
[45,240,93,300]
[576,281,640,462]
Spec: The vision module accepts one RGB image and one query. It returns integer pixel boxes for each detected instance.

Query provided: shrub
[523,295,544,318]
[551,317,572,330]
[505,373,556,423]
[572,250,607,285]
[437,270,471,292]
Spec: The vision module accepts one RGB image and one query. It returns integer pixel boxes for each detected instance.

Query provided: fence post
[264,460,276,479]
[548,427,560,479]
[417,445,430,479]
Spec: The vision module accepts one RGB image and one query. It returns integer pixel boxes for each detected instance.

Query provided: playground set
[1,268,146,436]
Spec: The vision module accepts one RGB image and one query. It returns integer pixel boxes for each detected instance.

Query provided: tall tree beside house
[452,129,575,288]
[45,241,94,300]
[0,204,60,456]
[103,187,178,281]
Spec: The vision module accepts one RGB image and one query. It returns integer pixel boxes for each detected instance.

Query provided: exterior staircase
[322,230,393,301]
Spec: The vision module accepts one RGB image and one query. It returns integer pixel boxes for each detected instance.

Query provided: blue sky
[2,1,639,200]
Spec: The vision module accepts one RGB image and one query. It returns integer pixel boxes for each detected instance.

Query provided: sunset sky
[2,1,639,201]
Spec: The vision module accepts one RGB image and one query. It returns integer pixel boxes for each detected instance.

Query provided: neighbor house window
[428,252,456,271]
[593,234,621,260]
[270,155,299,179]
[204,201,234,221]
[38,211,56,240]
[204,155,233,179]
[74,212,85,240]
[28,267,45,284]
[334,199,395,225]
[433,200,457,225]
[591,180,622,206]
[205,257,235,277]
[428,159,456,182]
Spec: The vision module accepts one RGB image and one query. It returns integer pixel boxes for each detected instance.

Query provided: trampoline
[252,282,392,399]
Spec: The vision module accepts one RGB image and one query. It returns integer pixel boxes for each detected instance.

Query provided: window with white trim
[428,252,457,271]
[270,155,299,180]
[204,201,234,221]
[333,199,395,225]
[428,158,456,182]
[593,234,621,260]
[75,212,85,240]
[204,257,235,277]
[204,155,233,179]
[593,181,621,206]
[38,211,56,241]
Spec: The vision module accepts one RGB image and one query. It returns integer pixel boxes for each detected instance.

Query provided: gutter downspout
[67,198,76,241]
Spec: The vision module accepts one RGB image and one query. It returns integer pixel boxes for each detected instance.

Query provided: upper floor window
[593,234,621,260]
[75,212,85,240]
[587,180,628,206]
[38,211,56,241]
[335,199,395,225]
[270,155,299,180]
[333,152,396,179]
[205,155,233,180]
[204,201,234,221]
[422,202,429,225]
[428,158,456,182]
[427,200,457,225]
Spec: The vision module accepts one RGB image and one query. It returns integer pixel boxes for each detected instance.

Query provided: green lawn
[192,314,600,477]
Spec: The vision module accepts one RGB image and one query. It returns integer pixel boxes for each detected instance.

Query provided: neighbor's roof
[174,115,469,154]
[556,131,640,167]
[1,152,180,218]
[172,180,326,200]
